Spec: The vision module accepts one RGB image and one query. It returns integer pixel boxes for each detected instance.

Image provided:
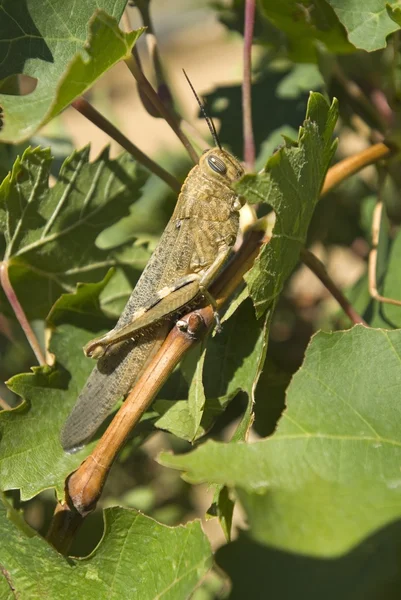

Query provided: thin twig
[134,0,168,96]
[0,262,46,365]
[368,201,401,306]
[300,248,367,326]
[71,97,181,193]
[242,0,256,170]
[125,54,199,164]
[321,142,394,197]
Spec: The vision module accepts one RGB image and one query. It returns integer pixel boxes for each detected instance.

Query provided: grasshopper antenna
[182,69,222,150]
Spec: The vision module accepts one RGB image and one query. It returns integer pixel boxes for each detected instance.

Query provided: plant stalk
[71,97,181,193]
[0,262,46,366]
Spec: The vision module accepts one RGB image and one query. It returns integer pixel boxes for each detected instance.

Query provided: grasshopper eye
[207,155,227,175]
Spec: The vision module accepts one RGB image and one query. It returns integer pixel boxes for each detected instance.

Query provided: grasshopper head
[200,147,244,185]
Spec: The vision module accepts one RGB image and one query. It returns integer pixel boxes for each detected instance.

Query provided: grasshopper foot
[214,310,223,334]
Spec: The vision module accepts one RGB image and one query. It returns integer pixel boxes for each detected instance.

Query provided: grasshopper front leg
[85,246,232,359]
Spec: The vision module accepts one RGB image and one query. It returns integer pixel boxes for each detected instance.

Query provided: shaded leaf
[259,0,354,60]
[0,497,212,599]
[160,326,401,557]
[216,524,401,600]
[276,64,324,98]
[0,2,143,142]
[0,146,149,319]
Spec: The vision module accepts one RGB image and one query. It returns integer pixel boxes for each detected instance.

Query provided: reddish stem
[242,0,256,170]
[0,262,46,365]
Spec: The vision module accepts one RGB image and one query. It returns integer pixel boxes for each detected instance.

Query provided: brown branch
[0,262,46,366]
[71,97,181,194]
[321,142,394,197]
[47,228,265,553]
[300,248,367,326]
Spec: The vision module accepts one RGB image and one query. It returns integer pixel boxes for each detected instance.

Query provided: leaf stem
[0,262,46,365]
[300,248,367,326]
[71,97,181,193]
[242,0,256,170]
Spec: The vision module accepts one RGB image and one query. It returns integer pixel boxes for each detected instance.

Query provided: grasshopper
[61,81,244,452]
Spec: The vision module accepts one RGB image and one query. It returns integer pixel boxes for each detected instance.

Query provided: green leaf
[388,4,401,27]
[237,92,338,317]
[160,326,401,557]
[326,0,400,51]
[0,497,212,599]
[0,2,143,142]
[276,64,324,99]
[0,146,149,320]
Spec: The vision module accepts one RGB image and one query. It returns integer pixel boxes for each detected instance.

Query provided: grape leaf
[236,92,338,317]
[0,146,149,320]
[326,0,400,51]
[0,1,143,142]
[160,326,401,557]
[216,524,401,600]
[0,496,212,599]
